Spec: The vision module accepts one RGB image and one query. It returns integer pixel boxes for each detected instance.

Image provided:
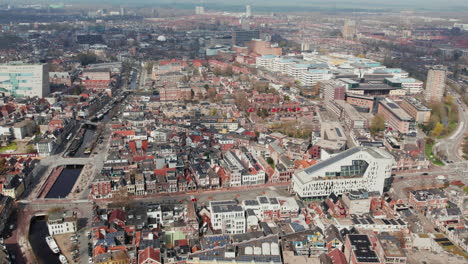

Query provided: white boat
[45,236,60,254]
[59,254,68,264]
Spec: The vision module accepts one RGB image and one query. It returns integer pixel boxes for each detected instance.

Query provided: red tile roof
[138,247,161,264]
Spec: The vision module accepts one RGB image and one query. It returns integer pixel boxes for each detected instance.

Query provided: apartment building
[209,200,246,234]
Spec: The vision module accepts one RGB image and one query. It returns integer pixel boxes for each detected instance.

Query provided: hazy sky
[7,0,468,10]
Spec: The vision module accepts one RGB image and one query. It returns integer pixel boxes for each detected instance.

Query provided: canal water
[29,216,61,264]
[45,166,83,199]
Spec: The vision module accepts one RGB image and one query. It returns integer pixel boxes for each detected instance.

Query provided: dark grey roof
[304,147,361,174]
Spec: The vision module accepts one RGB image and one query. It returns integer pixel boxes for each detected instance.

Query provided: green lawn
[0,142,17,152]
[425,141,444,166]
[437,121,459,139]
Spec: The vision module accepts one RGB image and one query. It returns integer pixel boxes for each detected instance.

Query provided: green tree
[266,157,275,169]
[431,122,444,137]
[76,53,98,66]
[370,114,386,135]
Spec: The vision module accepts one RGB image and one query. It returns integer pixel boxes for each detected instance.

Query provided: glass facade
[324,160,369,177]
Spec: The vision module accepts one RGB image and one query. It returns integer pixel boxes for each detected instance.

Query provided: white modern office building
[0,62,49,98]
[292,147,395,199]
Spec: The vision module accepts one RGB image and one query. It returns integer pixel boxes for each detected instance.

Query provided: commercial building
[292,147,394,198]
[247,39,282,56]
[345,93,375,112]
[331,100,371,130]
[300,69,333,86]
[377,99,415,134]
[47,210,77,235]
[0,62,49,97]
[342,190,371,215]
[384,78,424,94]
[399,97,431,124]
[232,30,260,46]
[425,65,447,103]
[209,200,246,234]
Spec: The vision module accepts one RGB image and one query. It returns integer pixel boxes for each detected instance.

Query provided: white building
[300,69,333,86]
[245,5,252,17]
[195,6,205,15]
[36,138,56,157]
[292,147,395,198]
[0,62,49,97]
[146,203,163,227]
[47,211,77,235]
[385,78,424,94]
[210,200,246,234]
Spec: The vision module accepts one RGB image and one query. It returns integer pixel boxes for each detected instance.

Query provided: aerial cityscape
[0,1,467,264]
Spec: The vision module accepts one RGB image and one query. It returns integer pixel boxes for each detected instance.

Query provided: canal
[45,165,83,199]
[29,216,61,264]
[74,128,96,158]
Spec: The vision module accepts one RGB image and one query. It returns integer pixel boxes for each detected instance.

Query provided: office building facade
[232,30,260,46]
[0,63,49,97]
